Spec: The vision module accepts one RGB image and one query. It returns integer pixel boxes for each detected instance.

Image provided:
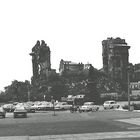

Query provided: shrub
[122,104,129,110]
[132,103,140,110]
[122,103,140,110]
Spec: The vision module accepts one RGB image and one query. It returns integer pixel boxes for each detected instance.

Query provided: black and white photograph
[0,0,140,139]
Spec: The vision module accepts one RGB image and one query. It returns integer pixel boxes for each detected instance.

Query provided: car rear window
[110,102,114,104]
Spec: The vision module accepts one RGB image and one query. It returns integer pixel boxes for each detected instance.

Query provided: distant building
[133,63,140,81]
[84,64,91,70]
[131,90,140,98]
[76,94,85,99]
[66,94,85,102]
[130,81,140,98]
[59,59,90,75]
[102,37,130,90]
[127,63,140,82]
[130,81,140,90]
[100,92,118,98]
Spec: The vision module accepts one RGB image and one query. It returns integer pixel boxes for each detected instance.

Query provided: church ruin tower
[102,37,130,89]
[30,40,51,85]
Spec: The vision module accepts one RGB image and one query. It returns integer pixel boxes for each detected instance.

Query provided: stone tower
[102,37,130,90]
[30,40,51,86]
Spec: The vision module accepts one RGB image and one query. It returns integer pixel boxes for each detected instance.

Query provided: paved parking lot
[1,109,140,139]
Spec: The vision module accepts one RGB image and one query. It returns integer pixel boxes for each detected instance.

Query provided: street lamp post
[51,96,56,116]
[127,67,130,111]
[28,85,30,102]
[44,94,46,101]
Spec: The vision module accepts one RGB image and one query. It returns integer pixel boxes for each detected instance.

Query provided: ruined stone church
[30,38,132,93]
[102,37,130,90]
[30,40,56,87]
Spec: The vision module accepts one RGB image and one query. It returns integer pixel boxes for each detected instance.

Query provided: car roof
[84,102,94,103]
[105,100,116,102]
[104,100,116,103]
[84,102,94,104]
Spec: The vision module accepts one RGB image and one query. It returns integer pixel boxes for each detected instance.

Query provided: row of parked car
[0,101,73,118]
[0,105,28,118]
[2,101,54,113]
[0,100,121,118]
[70,100,120,113]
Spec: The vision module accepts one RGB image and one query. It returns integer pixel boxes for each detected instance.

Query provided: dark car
[0,106,6,118]
[13,106,27,118]
[70,105,79,113]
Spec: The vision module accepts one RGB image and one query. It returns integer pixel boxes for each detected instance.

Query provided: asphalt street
[0,109,140,138]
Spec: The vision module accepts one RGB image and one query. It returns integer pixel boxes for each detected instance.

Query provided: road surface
[0,110,140,139]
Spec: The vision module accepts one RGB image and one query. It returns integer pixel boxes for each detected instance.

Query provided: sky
[0,0,140,91]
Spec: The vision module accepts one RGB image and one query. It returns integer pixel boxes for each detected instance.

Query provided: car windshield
[58,102,67,105]
[105,101,116,104]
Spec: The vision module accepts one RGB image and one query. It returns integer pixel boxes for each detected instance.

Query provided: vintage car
[103,100,120,109]
[79,102,99,112]
[3,103,15,112]
[55,102,72,110]
[0,106,6,118]
[31,102,54,111]
[23,103,36,113]
[13,106,27,118]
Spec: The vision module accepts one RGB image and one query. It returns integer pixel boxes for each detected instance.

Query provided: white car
[55,102,72,110]
[3,104,15,112]
[79,102,99,112]
[103,100,120,109]
[23,103,36,113]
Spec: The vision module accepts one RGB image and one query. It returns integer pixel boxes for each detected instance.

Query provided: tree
[4,80,31,102]
[51,81,67,100]
[87,65,100,104]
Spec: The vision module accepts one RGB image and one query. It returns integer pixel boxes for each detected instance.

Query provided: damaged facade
[102,37,130,90]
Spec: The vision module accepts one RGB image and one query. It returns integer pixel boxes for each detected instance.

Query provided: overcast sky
[0,0,140,90]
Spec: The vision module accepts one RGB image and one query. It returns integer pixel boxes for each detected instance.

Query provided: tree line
[0,65,125,104]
